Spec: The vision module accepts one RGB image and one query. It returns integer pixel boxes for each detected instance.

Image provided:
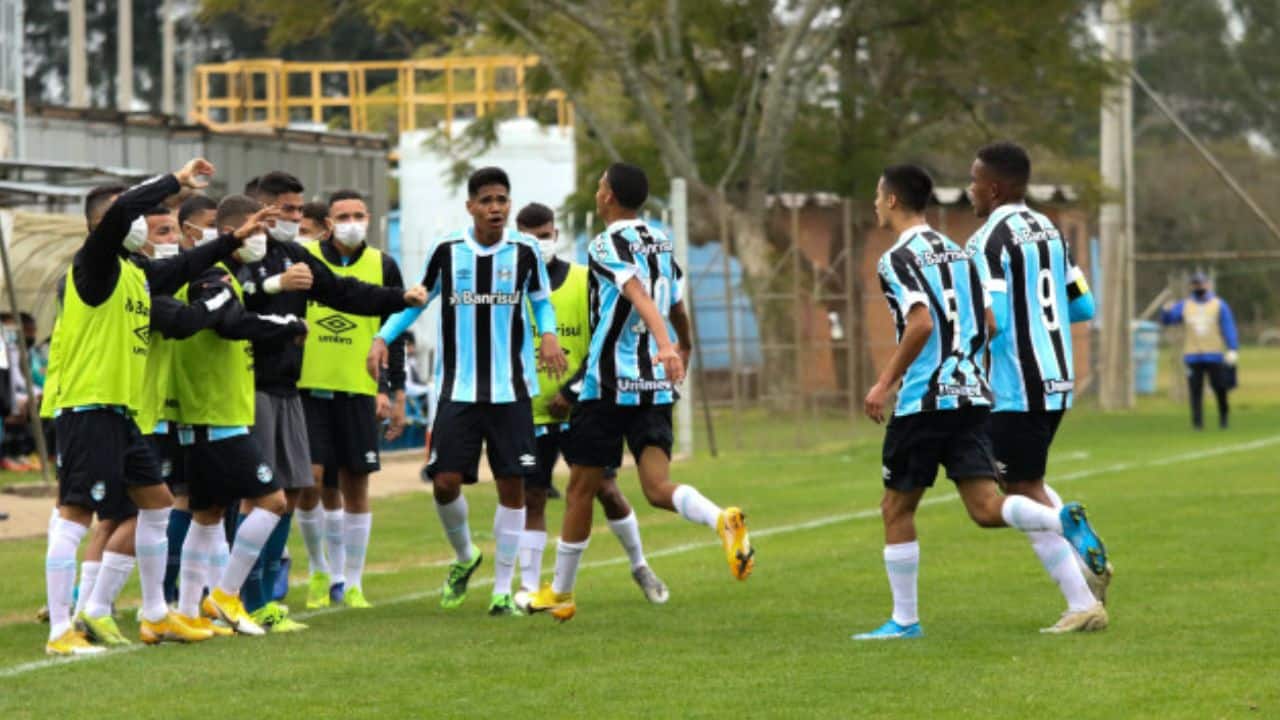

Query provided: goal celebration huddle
[38,141,1108,658]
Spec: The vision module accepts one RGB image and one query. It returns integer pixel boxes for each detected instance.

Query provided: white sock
[73,561,101,618]
[884,541,920,626]
[86,551,135,619]
[178,522,219,618]
[46,518,88,640]
[343,512,372,591]
[218,508,280,595]
[47,507,59,543]
[297,505,328,576]
[1029,531,1097,611]
[551,538,589,595]
[207,533,229,598]
[435,495,474,564]
[492,505,525,596]
[518,530,547,591]
[135,508,172,623]
[672,485,721,530]
[607,512,648,570]
[1000,495,1063,534]
[325,509,346,585]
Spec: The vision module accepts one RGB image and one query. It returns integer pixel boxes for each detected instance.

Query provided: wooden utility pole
[1098,0,1135,410]
[161,0,175,115]
[117,0,133,111]
[68,0,87,106]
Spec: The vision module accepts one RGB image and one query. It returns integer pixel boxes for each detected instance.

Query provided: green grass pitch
[1,349,1278,718]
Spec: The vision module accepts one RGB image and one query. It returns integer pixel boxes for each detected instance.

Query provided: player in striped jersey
[370,167,567,616]
[526,163,753,623]
[966,142,1114,626]
[853,164,1107,641]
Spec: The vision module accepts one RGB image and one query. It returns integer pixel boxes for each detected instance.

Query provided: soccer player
[294,189,409,610]
[369,166,568,616]
[966,142,1113,628]
[852,163,1108,641]
[239,172,424,627]
[171,195,309,636]
[43,159,244,654]
[512,202,668,605]
[526,163,749,623]
[178,194,219,248]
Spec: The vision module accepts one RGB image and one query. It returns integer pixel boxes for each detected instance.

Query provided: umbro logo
[365,450,378,464]
[316,314,358,335]
[133,325,151,344]
[881,465,892,481]
[519,454,537,468]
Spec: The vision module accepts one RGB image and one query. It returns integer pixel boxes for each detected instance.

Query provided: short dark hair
[302,201,329,227]
[605,163,648,210]
[515,202,554,230]
[881,164,934,212]
[328,189,365,207]
[143,204,172,217]
[976,141,1031,186]
[84,184,128,226]
[254,171,305,200]
[178,194,218,227]
[243,176,260,197]
[467,166,510,197]
[216,194,263,231]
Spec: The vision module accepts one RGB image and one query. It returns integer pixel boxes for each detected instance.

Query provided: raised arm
[186,268,307,343]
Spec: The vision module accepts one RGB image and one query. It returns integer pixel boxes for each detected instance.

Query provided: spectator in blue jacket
[1161,272,1239,429]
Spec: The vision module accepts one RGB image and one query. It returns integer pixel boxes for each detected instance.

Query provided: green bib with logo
[171,265,254,426]
[298,240,383,396]
[531,263,590,426]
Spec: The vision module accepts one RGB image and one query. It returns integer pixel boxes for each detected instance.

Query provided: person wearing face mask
[179,195,220,251]
[292,189,408,611]
[167,194,310,637]
[511,202,669,611]
[1161,272,1239,430]
[299,201,331,244]
[40,158,257,655]
[237,172,427,626]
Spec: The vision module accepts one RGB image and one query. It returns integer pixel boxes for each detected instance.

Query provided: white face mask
[152,242,180,260]
[123,216,148,253]
[537,238,558,263]
[333,221,368,249]
[235,233,268,263]
[198,227,219,245]
[268,220,299,242]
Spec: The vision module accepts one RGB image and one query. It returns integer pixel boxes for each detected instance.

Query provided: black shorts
[55,409,160,520]
[563,401,673,470]
[181,428,281,511]
[302,391,381,475]
[147,429,188,497]
[881,407,996,492]
[987,410,1066,484]
[428,400,535,484]
[526,425,616,489]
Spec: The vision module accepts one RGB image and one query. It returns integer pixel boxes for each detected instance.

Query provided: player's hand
[386,392,407,441]
[376,392,392,420]
[538,333,568,379]
[403,285,428,307]
[1226,350,1239,366]
[281,262,313,292]
[656,343,685,384]
[367,337,389,381]
[864,381,891,424]
[548,392,572,419]
[176,158,215,189]
[233,206,281,243]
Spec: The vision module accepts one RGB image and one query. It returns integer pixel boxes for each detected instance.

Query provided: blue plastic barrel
[1133,320,1161,395]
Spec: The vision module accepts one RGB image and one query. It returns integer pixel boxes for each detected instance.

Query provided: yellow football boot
[139,611,215,644]
[716,507,755,581]
[526,584,575,623]
[46,628,106,656]
[205,587,265,636]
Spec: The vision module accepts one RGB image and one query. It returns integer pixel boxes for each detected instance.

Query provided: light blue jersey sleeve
[588,231,639,291]
[526,245,557,337]
[378,240,443,343]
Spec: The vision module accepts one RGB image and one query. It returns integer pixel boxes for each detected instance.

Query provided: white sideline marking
[4,433,1277,679]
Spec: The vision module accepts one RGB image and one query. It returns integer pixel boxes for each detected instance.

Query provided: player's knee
[965,500,1004,528]
[258,492,287,516]
[596,483,629,516]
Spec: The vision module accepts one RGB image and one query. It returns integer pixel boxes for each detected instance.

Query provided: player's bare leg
[598,478,667,603]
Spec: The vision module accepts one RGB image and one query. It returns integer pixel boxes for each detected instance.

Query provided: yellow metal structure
[191,56,572,135]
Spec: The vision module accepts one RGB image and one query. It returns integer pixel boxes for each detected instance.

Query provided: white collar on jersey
[893,223,933,249]
[988,202,1030,223]
[605,217,646,234]
[464,225,516,256]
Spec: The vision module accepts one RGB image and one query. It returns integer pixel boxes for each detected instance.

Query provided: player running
[852,164,1107,641]
[512,202,668,607]
[369,166,568,617]
[966,141,1112,629]
[527,163,750,623]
